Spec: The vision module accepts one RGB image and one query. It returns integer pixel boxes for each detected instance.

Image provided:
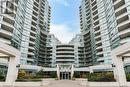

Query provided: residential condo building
[0,0,51,65]
[46,34,61,67]
[79,0,130,66]
[46,34,84,67]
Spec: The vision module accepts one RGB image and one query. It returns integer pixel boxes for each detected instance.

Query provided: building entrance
[60,72,71,80]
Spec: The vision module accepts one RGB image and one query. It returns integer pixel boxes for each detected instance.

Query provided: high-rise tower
[0,0,51,65]
[79,0,130,65]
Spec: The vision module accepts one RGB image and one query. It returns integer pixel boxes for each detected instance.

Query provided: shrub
[24,73,33,79]
[36,70,44,77]
[51,72,57,78]
[87,72,115,82]
[0,75,5,81]
[88,73,100,81]
[126,74,130,81]
[73,72,81,78]
[100,72,115,82]
[17,70,26,80]
[36,70,57,78]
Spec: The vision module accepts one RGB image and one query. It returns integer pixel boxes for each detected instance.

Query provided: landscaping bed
[16,70,57,82]
[74,72,116,82]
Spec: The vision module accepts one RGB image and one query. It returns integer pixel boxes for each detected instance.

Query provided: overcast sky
[48,0,81,43]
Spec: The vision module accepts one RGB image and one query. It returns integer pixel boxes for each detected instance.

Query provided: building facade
[0,0,51,65]
[46,34,84,67]
[45,34,86,79]
[69,34,84,67]
[46,34,61,67]
[79,0,130,65]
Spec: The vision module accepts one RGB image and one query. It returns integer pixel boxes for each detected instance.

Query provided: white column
[113,56,127,86]
[71,64,74,79]
[6,57,18,84]
[57,65,60,80]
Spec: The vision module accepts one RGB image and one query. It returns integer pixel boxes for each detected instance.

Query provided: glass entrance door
[60,72,70,80]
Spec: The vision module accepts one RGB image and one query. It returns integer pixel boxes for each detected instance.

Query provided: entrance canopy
[112,42,130,57]
[111,42,130,86]
[0,42,20,84]
[0,42,20,58]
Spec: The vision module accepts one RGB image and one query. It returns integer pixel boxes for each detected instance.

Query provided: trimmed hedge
[17,70,57,82]
[126,74,130,81]
[87,72,116,82]
[0,75,5,81]
[74,72,116,82]
[16,79,42,82]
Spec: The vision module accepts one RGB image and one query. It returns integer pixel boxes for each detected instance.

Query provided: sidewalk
[45,80,87,87]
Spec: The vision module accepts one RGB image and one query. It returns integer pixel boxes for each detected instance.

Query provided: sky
[48,0,81,43]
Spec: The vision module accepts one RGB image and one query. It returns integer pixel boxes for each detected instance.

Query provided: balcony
[92,10,98,16]
[27,58,34,62]
[56,63,74,65]
[94,23,100,29]
[3,14,14,21]
[1,22,14,32]
[28,52,35,56]
[28,46,35,51]
[95,30,100,36]
[92,5,97,11]
[0,29,12,39]
[117,15,129,24]
[96,51,104,56]
[120,38,130,44]
[0,38,11,44]
[29,41,35,45]
[113,0,125,10]
[84,51,91,55]
[95,35,101,40]
[30,30,36,35]
[116,12,128,20]
[30,35,36,41]
[112,0,118,4]
[115,5,127,16]
[93,15,99,21]
[56,47,74,50]
[96,40,102,46]
[56,59,74,62]
[118,20,130,31]
[96,46,102,50]
[56,51,74,54]
[97,57,104,62]
[91,0,97,7]
[56,55,75,58]
[119,28,130,39]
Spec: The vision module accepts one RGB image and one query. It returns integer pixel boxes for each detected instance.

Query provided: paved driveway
[45,80,87,87]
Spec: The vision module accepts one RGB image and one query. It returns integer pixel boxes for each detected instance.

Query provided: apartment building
[46,34,84,67]
[45,34,85,79]
[0,0,51,65]
[56,44,75,66]
[46,34,61,67]
[79,0,130,65]
[69,34,84,67]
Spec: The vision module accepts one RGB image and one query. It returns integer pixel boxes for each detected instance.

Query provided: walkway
[45,80,87,87]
